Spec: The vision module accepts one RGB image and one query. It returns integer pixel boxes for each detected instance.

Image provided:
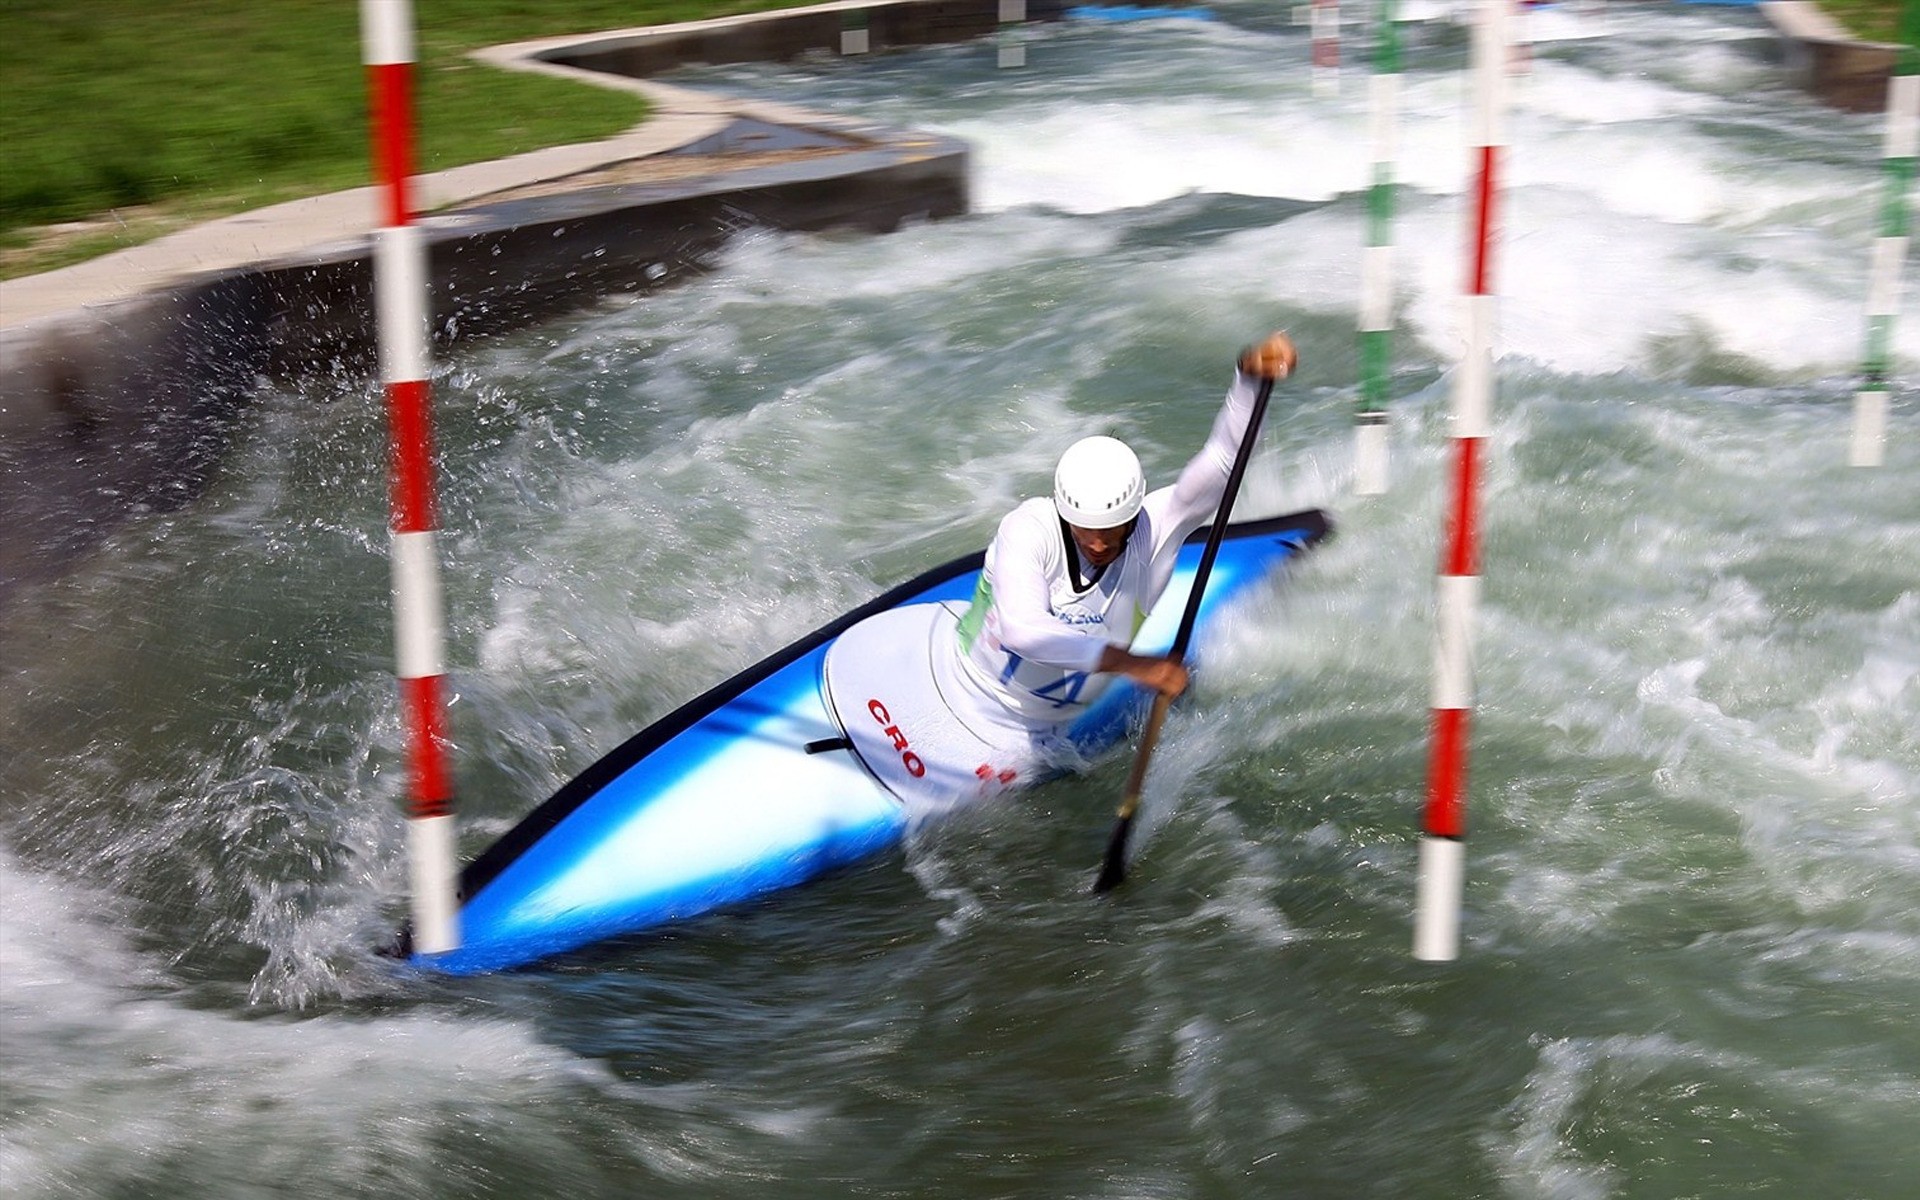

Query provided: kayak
[412,509,1331,974]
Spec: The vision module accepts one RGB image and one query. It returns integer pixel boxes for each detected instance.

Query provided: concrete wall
[0,276,275,599]
[0,0,1029,603]
[1759,0,1906,114]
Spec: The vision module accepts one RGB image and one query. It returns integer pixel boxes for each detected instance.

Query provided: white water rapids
[2,5,1915,1197]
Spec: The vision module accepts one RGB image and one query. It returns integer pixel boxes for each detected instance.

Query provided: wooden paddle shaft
[1115,691,1175,823]
[1100,371,1278,867]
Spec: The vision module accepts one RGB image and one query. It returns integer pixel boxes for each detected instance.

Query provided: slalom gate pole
[1851,40,1918,468]
[1510,0,1533,77]
[1312,0,1341,96]
[1354,0,1400,497]
[999,0,1026,69]
[840,7,871,56]
[1414,0,1510,963]
[363,0,459,955]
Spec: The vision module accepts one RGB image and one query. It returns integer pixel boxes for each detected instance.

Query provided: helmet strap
[1058,516,1133,592]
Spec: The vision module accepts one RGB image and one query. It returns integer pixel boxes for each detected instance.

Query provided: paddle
[1093,370,1278,894]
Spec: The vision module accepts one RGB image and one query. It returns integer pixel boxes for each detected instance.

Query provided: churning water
[3,4,1916,1196]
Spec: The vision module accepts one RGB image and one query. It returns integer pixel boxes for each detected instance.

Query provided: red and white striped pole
[363,0,458,955]
[1312,0,1341,96]
[1414,0,1509,963]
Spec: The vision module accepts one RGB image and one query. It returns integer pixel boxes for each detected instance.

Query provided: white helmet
[1054,435,1145,529]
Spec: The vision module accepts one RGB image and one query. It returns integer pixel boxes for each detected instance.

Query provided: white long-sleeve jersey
[944,369,1267,732]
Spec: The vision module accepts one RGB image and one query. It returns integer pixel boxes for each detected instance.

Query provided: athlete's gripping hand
[1237,331,1297,381]
[1098,645,1190,699]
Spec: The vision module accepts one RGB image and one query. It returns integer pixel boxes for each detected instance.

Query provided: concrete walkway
[0,13,879,332]
[0,0,999,601]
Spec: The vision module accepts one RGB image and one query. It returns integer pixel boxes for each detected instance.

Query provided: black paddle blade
[1093,813,1136,893]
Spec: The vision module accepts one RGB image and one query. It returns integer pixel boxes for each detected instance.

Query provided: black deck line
[454,507,1333,902]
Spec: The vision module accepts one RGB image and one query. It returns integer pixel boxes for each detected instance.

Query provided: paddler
[935,331,1298,784]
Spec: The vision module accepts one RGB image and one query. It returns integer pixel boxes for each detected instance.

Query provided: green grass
[1812,0,1915,46]
[0,0,814,278]
[1,0,1914,280]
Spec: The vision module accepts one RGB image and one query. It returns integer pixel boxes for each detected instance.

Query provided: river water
[3,4,1916,1197]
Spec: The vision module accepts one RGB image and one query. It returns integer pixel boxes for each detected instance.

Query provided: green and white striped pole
[999,0,1025,69]
[1852,37,1919,468]
[1355,0,1399,496]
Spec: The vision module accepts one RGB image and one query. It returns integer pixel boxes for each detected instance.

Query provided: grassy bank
[2,1,1914,281]
[1814,0,1914,45]
[0,0,813,279]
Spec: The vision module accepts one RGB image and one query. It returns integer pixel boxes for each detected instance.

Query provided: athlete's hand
[1238,331,1297,381]
[1099,646,1189,698]
[1131,656,1190,698]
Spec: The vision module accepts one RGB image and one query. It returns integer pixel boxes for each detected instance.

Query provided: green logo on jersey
[957,575,993,653]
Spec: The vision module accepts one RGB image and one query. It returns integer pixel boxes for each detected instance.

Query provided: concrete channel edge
[0,0,1090,602]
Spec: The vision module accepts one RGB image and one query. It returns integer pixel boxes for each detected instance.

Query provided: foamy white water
[2,5,1915,1197]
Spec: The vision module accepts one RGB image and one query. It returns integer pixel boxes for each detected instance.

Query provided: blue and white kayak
[413,509,1331,975]
[1066,5,1217,23]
